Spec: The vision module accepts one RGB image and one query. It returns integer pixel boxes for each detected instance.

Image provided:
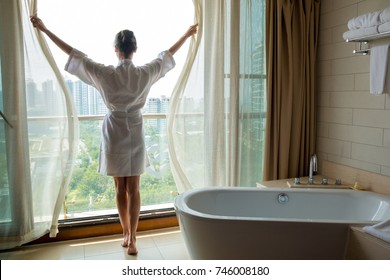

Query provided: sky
[37,0,195,97]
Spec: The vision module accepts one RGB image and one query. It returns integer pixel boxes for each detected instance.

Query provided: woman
[31,16,198,255]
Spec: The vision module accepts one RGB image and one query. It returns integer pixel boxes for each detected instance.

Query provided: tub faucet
[308,154,317,184]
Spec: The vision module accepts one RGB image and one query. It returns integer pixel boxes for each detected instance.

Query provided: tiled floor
[0,227,190,260]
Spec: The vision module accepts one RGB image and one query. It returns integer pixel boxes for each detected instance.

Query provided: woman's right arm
[30,16,73,55]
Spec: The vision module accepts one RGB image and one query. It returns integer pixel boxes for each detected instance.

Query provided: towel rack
[353,49,370,55]
[346,30,390,55]
[350,42,390,55]
[352,41,370,55]
[346,30,390,43]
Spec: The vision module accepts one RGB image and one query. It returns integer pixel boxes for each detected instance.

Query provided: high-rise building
[42,80,59,116]
[26,79,47,116]
[26,79,39,111]
[72,80,90,115]
[146,97,161,129]
[92,88,107,115]
[160,95,170,113]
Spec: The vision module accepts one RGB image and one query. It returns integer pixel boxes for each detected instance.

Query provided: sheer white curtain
[167,0,266,193]
[0,0,78,250]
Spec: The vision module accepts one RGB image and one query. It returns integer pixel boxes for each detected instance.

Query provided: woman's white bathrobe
[65,49,175,176]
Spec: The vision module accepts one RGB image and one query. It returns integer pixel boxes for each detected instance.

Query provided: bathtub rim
[174,186,390,225]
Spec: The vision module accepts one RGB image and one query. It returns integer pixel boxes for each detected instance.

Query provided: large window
[37,0,194,219]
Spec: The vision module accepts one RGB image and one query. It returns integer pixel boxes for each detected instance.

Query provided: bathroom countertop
[257,175,323,188]
[257,175,354,189]
[256,178,291,188]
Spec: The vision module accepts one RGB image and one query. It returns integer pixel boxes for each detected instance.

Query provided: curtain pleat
[228,0,240,186]
[263,0,320,181]
[203,0,226,187]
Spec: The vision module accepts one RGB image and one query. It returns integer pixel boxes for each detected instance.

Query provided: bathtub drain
[277,193,289,204]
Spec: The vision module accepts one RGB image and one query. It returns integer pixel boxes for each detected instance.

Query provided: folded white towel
[379,7,390,23]
[343,26,379,41]
[348,10,382,30]
[378,21,390,33]
[370,44,390,95]
[363,219,390,243]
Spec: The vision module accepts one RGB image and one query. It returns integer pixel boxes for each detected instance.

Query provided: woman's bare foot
[121,234,130,248]
[127,238,138,255]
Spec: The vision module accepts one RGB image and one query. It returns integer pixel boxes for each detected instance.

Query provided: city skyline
[25,77,207,117]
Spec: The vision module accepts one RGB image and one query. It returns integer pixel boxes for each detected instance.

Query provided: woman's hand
[30,16,48,33]
[183,23,199,39]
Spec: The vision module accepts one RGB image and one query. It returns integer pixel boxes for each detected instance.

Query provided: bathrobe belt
[109,109,142,120]
[107,110,143,131]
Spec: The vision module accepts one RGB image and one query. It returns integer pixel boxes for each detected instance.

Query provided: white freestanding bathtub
[174,186,390,259]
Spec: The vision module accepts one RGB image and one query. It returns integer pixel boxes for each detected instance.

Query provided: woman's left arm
[168,23,198,55]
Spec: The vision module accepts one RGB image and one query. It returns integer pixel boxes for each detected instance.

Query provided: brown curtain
[263,0,320,181]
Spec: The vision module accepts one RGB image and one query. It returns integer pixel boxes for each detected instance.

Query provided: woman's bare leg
[126,175,141,255]
[114,177,130,247]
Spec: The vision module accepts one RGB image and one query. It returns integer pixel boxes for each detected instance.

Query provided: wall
[317,0,390,192]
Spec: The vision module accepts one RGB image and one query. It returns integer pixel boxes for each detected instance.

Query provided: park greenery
[65,120,176,216]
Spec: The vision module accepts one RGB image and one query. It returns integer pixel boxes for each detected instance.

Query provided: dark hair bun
[115,30,137,57]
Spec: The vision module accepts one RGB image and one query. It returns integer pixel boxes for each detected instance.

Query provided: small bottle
[353,181,366,190]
